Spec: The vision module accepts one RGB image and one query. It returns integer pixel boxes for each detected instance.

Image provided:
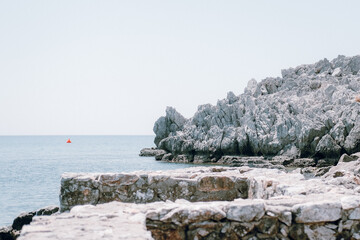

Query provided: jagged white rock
[154,55,360,163]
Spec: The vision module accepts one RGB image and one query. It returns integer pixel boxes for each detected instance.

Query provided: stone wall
[60,168,250,212]
[19,158,360,239]
[20,196,360,240]
[146,197,360,240]
[60,156,359,212]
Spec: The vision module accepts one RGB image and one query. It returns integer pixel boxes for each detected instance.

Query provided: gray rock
[279,211,292,227]
[292,201,342,223]
[332,67,342,77]
[139,147,167,157]
[349,208,360,220]
[304,225,336,240]
[338,153,356,163]
[2,206,59,240]
[341,196,360,210]
[0,226,13,240]
[36,206,59,216]
[314,134,341,158]
[154,107,186,148]
[153,55,360,162]
[256,216,279,235]
[226,200,265,222]
[351,152,360,160]
[344,121,360,154]
[12,211,36,231]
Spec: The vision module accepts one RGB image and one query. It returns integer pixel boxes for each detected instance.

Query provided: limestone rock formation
[153,107,187,147]
[153,55,360,163]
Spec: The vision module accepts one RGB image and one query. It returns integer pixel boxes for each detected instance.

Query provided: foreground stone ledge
[20,196,360,240]
[49,161,360,239]
[60,164,359,212]
[19,202,153,240]
[60,167,252,211]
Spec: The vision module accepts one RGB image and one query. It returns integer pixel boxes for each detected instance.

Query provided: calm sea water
[0,136,195,226]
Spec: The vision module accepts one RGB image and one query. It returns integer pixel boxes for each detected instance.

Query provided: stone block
[292,201,341,223]
[226,200,265,222]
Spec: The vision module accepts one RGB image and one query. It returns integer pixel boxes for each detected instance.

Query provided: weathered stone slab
[60,167,252,211]
[292,201,342,223]
[19,202,153,240]
[349,208,360,220]
[18,197,360,240]
[225,199,265,222]
[341,196,360,210]
[60,163,360,212]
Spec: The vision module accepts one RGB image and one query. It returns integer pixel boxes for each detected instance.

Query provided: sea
[0,135,196,227]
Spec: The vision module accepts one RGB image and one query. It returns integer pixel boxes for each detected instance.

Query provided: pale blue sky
[1,0,359,135]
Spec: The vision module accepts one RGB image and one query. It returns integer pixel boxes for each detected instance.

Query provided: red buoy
[66,138,71,143]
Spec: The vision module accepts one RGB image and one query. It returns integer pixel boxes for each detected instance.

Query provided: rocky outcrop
[139,148,167,160]
[0,206,59,240]
[153,107,187,147]
[153,55,360,163]
[21,157,360,239]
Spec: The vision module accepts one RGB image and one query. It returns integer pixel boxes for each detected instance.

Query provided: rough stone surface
[0,226,13,240]
[60,167,250,212]
[19,202,153,240]
[225,199,265,222]
[19,195,360,240]
[12,212,36,231]
[36,206,59,216]
[139,148,167,159]
[339,153,356,163]
[153,55,360,164]
[0,206,59,240]
[21,158,360,239]
[60,157,360,211]
[292,201,342,223]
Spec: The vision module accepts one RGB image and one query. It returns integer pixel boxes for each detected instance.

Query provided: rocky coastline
[0,206,58,240]
[4,55,360,239]
[17,154,360,239]
[151,55,360,165]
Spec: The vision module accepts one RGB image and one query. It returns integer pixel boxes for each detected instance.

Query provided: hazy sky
[1,1,360,135]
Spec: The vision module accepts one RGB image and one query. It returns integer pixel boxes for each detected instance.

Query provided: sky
[1,1,360,135]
